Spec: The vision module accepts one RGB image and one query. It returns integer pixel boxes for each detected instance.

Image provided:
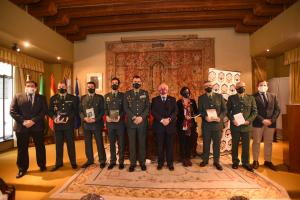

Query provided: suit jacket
[124,89,150,128]
[176,99,198,130]
[79,94,104,130]
[198,93,227,131]
[10,93,48,132]
[151,95,178,134]
[253,92,280,128]
[227,94,258,132]
[104,92,125,129]
[48,94,78,131]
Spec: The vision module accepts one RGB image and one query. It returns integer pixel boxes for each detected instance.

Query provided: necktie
[89,95,92,101]
[28,94,33,110]
[135,92,138,97]
[240,96,243,102]
[162,97,166,103]
[61,95,65,103]
[262,93,268,107]
[113,93,116,99]
[209,95,212,101]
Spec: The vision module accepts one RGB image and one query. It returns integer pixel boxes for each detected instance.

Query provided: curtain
[0,46,44,72]
[285,47,300,104]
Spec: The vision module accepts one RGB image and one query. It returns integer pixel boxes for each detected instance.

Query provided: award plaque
[109,110,119,122]
[57,111,67,122]
[86,108,95,119]
[206,109,218,121]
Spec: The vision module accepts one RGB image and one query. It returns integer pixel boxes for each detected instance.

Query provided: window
[0,62,14,141]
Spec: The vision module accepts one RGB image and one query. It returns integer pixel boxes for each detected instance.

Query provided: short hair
[58,81,67,87]
[203,80,211,85]
[180,86,191,96]
[257,80,268,86]
[111,77,120,85]
[132,75,142,81]
[25,80,37,87]
[87,81,96,87]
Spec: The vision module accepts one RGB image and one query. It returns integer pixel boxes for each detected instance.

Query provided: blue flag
[74,77,81,129]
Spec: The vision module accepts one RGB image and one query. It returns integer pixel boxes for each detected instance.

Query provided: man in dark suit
[48,81,78,171]
[124,76,150,172]
[79,82,106,169]
[151,83,178,171]
[104,77,125,170]
[10,80,48,178]
[198,81,227,171]
[252,80,280,171]
[227,82,257,172]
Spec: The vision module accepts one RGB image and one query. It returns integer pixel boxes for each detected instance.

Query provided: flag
[49,74,56,131]
[39,74,48,134]
[63,76,66,83]
[74,77,81,129]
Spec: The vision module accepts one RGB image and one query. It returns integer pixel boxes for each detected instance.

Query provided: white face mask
[25,87,36,94]
[258,86,268,93]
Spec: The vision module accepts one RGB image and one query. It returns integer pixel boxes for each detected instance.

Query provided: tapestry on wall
[106,39,215,101]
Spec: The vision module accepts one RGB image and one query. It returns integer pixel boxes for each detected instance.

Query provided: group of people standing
[10,76,280,178]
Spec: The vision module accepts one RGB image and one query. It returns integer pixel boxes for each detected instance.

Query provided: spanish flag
[49,74,56,131]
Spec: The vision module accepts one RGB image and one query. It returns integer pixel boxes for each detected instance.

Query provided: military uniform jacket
[227,94,258,132]
[104,92,125,129]
[79,94,104,130]
[124,89,150,128]
[48,94,78,131]
[198,93,227,131]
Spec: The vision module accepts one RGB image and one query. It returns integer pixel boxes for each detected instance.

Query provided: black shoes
[242,165,254,172]
[232,163,239,169]
[40,166,47,172]
[72,164,78,169]
[119,163,124,170]
[140,164,147,171]
[108,163,116,170]
[157,164,163,170]
[213,163,223,171]
[252,161,259,169]
[82,162,92,168]
[264,161,278,171]
[200,161,208,167]
[129,165,136,172]
[16,171,26,178]
[168,165,174,171]
[100,163,106,169]
[51,165,63,172]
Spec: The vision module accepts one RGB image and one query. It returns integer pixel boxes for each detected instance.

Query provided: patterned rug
[50,145,289,200]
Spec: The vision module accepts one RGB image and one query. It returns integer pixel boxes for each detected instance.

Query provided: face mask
[111,84,119,90]
[159,88,168,95]
[205,87,212,93]
[25,87,36,94]
[88,88,95,93]
[236,87,245,94]
[59,88,67,94]
[133,83,141,89]
[258,86,268,93]
[183,93,190,98]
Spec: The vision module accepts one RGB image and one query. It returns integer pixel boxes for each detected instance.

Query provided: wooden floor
[0,138,300,200]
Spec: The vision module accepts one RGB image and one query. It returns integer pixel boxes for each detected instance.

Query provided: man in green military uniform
[198,81,227,171]
[79,82,106,169]
[227,82,257,172]
[124,76,150,172]
[104,77,125,170]
[48,81,78,171]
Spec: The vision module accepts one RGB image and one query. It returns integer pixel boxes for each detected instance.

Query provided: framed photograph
[87,73,102,92]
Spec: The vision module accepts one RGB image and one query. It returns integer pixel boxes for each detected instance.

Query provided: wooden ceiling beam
[235,22,258,33]
[267,0,298,4]
[28,2,58,17]
[243,14,270,25]
[9,0,40,5]
[66,30,86,41]
[253,3,284,16]
[56,24,79,35]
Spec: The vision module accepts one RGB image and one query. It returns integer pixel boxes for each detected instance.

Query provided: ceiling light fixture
[12,43,20,52]
[24,42,29,47]
[57,57,61,60]
[267,49,269,51]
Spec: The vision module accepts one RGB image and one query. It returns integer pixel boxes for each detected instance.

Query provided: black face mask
[88,88,95,94]
[205,87,213,93]
[133,83,141,89]
[59,88,67,94]
[111,84,119,90]
[236,87,245,94]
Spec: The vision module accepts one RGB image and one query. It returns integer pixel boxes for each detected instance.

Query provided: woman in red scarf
[176,87,198,167]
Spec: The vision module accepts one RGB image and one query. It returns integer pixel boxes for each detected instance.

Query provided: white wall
[74,28,251,96]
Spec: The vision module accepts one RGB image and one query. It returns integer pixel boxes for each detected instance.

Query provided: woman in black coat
[176,87,198,167]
